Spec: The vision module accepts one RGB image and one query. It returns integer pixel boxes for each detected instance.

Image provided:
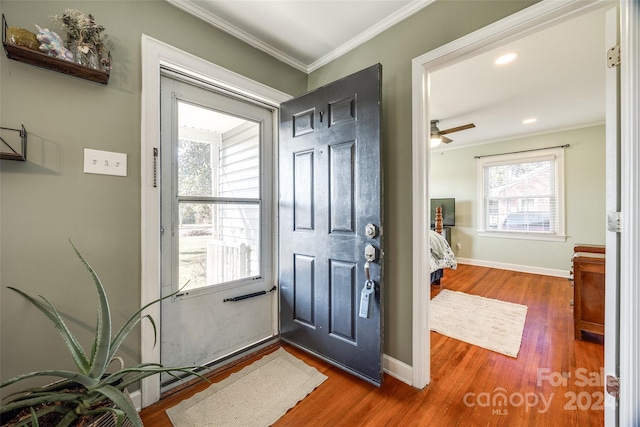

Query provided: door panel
[279,64,383,385]
[329,260,357,343]
[294,151,315,231]
[293,254,316,327]
[329,141,356,233]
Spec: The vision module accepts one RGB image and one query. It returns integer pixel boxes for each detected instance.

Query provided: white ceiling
[168,1,607,148]
[429,6,607,149]
[166,0,431,72]
[179,101,246,134]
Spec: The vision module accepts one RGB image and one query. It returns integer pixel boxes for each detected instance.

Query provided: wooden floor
[140,264,605,426]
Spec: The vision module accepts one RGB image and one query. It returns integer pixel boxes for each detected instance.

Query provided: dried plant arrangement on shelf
[2,14,111,84]
[49,9,111,71]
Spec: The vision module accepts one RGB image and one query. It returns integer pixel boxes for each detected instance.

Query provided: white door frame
[617,0,640,423]
[140,35,290,407]
[411,0,639,423]
[603,7,619,425]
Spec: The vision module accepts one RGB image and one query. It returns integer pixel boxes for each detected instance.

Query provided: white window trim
[140,34,290,407]
[476,148,566,242]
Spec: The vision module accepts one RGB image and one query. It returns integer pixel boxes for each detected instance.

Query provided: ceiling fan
[430,120,476,147]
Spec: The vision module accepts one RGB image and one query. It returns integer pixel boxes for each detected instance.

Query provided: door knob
[365,244,376,262]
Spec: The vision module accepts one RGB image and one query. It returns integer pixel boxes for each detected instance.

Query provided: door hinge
[607,45,620,68]
[606,375,620,399]
[607,211,621,232]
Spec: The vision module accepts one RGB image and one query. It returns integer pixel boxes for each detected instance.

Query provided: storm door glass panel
[176,101,261,291]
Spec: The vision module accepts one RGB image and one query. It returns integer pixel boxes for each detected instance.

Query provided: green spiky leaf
[5,288,90,374]
[1,241,205,427]
[91,385,143,427]
[68,241,112,379]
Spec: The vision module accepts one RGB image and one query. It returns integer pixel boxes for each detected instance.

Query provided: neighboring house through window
[477,147,565,241]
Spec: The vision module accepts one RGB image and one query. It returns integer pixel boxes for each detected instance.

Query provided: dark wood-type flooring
[140,264,605,426]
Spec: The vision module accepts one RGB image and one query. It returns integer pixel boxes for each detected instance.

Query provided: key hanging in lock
[359,279,374,318]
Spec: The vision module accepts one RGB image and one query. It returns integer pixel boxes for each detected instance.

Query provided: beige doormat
[166,348,327,427]
[430,290,528,357]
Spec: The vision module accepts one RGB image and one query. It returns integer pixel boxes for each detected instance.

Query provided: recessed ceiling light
[495,52,518,65]
[523,118,537,124]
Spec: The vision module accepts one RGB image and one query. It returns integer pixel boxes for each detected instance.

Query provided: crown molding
[165,0,309,72]
[307,0,435,72]
[167,0,434,74]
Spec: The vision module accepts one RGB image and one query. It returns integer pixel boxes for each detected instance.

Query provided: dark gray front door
[279,64,383,385]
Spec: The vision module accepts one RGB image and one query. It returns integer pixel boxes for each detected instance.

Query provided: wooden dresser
[572,244,605,340]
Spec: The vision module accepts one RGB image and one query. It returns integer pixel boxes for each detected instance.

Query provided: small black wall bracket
[0,124,27,161]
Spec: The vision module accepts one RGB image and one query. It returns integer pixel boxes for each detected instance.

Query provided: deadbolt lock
[365,223,378,239]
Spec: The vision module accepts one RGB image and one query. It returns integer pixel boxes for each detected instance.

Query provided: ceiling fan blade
[439,123,476,135]
[441,136,453,144]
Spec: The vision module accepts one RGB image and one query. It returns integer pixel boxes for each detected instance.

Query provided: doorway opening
[411,0,612,389]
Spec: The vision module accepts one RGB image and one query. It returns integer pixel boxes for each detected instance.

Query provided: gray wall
[0,0,538,389]
[0,0,306,391]
[431,125,606,271]
[309,0,538,364]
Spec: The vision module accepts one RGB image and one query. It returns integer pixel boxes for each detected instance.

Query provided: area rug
[430,290,528,357]
[166,348,327,427]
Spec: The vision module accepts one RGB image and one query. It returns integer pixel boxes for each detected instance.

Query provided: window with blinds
[477,147,565,240]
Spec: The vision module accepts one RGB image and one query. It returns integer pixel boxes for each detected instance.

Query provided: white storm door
[159,74,276,392]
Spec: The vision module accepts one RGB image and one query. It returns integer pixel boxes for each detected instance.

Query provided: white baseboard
[383,353,413,386]
[130,389,142,412]
[457,257,570,278]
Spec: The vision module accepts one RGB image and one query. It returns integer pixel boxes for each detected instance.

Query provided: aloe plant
[0,241,205,427]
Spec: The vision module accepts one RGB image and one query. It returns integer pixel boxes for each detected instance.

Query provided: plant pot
[84,400,135,427]
[0,389,135,427]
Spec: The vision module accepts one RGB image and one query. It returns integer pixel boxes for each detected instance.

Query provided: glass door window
[175,102,262,292]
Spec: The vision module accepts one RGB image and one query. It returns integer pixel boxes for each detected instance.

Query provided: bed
[429,229,457,285]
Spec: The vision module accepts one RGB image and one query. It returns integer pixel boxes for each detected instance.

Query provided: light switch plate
[83,148,127,177]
